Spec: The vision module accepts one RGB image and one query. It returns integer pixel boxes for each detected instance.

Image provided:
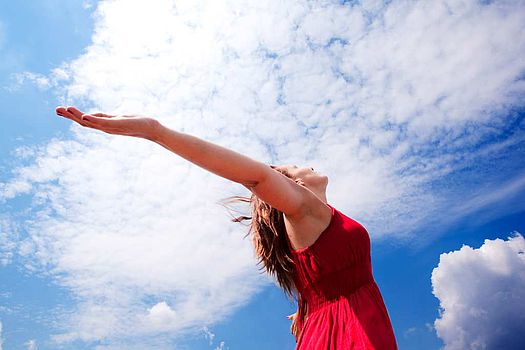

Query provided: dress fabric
[290,203,398,350]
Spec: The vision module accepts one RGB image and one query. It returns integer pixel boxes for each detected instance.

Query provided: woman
[55,106,398,349]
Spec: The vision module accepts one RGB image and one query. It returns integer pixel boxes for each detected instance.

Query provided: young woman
[55,106,398,349]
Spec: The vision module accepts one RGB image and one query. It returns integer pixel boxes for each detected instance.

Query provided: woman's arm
[56,106,311,218]
[153,124,268,188]
[152,122,312,218]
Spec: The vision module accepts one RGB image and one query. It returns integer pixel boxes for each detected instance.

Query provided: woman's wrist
[148,118,166,143]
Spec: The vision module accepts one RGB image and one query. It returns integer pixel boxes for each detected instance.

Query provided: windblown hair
[219,166,306,341]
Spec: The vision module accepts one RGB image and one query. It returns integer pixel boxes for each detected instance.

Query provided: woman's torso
[286,203,398,349]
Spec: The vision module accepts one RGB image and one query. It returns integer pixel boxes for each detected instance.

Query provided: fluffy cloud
[431,233,525,350]
[1,0,525,347]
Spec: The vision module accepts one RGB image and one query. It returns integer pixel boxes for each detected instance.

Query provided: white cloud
[0,321,3,350]
[403,326,417,338]
[202,326,215,345]
[144,301,177,332]
[14,72,50,90]
[447,173,525,224]
[431,232,525,350]
[25,339,37,350]
[214,341,227,350]
[5,68,70,92]
[1,0,525,347]
[82,1,94,10]
[0,216,17,266]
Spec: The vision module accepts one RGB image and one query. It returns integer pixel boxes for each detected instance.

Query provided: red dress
[290,203,398,349]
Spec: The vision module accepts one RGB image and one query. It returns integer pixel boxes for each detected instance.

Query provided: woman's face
[274,164,329,191]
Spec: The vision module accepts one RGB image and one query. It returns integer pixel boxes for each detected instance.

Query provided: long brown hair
[219,166,306,341]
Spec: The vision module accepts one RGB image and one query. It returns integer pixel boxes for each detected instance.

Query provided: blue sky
[1,1,524,349]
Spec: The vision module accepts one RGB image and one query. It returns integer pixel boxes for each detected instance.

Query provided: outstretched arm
[154,123,315,219]
[153,123,268,188]
[56,106,312,218]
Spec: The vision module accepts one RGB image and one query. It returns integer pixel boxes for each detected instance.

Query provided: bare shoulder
[283,194,333,251]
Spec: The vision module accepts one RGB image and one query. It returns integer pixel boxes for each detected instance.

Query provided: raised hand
[55,106,161,141]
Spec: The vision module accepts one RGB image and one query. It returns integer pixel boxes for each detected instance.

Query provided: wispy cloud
[0,216,17,266]
[25,339,37,350]
[202,326,215,345]
[431,232,525,349]
[403,326,417,338]
[1,0,524,347]
[214,341,227,350]
[449,173,525,219]
[4,68,69,92]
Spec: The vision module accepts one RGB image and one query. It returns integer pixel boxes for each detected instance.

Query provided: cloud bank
[431,233,525,350]
[1,0,525,347]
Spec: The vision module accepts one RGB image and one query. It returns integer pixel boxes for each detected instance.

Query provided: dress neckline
[291,203,336,254]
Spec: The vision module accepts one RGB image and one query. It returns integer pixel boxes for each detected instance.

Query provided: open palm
[56,106,160,140]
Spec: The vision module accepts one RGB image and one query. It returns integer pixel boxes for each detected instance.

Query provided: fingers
[66,106,84,118]
[56,106,93,127]
[55,106,122,135]
[56,106,73,119]
[56,106,114,119]
[67,106,101,125]
[56,106,81,119]
[56,106,81,121]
